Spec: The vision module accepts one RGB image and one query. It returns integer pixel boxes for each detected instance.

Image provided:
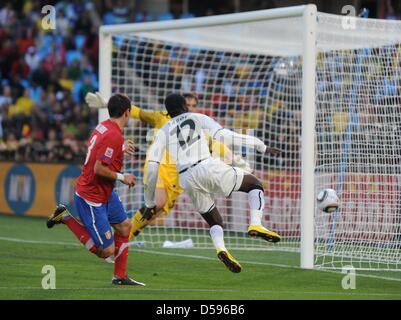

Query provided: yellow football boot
[248,225,281,243]
[217,249,242,273]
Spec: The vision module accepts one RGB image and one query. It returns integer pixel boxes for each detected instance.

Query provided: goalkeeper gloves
[141,206,157,221]
[85,92,107,108]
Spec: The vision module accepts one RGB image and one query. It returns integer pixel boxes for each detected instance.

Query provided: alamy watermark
[41,265,56,289]
[41,5,56,30]
[341,265,356,289]
[341,5,356,30]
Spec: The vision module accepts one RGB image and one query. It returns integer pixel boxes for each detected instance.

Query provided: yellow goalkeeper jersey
[131,106,173,167]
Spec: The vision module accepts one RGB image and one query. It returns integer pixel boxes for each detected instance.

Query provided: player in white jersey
[143,94,281,273]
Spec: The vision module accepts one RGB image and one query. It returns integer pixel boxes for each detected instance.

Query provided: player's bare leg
[111,218,145,286]
[238,174,281,243]
[129,187,167,239]
[202,207,242,273]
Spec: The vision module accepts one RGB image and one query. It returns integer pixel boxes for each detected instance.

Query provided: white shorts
[179,158,245,214]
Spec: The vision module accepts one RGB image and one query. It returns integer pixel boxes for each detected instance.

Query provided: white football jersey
[148,113,222,172]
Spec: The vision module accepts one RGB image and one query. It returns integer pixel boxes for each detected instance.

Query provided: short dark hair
[107,94,131,118]
[182,92,199,103]
[165,93,188,118]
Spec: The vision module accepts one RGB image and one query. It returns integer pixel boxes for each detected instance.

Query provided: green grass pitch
[0,215,400,300]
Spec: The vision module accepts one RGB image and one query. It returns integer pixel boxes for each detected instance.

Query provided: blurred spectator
[16,28,35,56]
[79,75,95,103]
[112,0,131,24]
[0,4,15,26]
[31,61,50,89]
[11,56,30,79]
[135,11,152,23]
[0,86,12,107]
[74,11,91,34]
[56,10,71,37]
[5,132,18,154]
[381,0,401,20]
[10,88,34,117]
[25,46,40,71]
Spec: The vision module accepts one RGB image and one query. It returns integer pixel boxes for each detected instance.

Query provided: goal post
[300,5,317,270]
[98,5,401,271]
[98,31,112,123]
[98,4,316,266]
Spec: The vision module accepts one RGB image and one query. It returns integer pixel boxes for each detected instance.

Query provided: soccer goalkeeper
[85,92,254,241]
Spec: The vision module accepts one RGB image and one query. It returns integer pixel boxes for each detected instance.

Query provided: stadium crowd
[1,0,401,166]
[0,1,102,162]
[0,1,198,163]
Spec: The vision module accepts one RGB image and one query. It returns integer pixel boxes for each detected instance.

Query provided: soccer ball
[316,188,340,213]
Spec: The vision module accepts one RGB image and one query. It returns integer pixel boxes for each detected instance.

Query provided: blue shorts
[74,191,128,249]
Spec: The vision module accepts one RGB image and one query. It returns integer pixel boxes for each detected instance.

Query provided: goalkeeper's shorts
[179,158,245,214]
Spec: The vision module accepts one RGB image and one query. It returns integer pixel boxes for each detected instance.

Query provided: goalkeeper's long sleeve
[130,105,141,119]
[130,105,167,129]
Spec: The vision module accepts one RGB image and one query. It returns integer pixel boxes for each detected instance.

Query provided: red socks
[63,215,97,254]
[114,234,129,279]
[62,215,129,278]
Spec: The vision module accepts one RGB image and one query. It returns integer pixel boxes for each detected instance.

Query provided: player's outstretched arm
[133,107,165,128]
[218,129,267,153]
[209,136,253,173]
[93,160,136,187]
[197,113,267,153]
[85,92,165,128]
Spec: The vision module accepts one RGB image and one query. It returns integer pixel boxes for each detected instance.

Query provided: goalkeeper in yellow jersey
[85,92,255,240]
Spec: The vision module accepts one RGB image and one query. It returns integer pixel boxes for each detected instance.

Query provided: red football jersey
[76,119,124,203]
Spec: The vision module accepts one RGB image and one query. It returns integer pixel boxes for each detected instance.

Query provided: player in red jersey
[47,94,145,286]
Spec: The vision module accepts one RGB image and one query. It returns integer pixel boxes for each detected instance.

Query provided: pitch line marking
[0,236,401,283]
[0,236,81,247]
[134,248,401,283]
[0,286,400,298]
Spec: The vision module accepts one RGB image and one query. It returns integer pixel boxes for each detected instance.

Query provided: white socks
[250,209,263,226]
[248,189,265,211]
[209,190,265,252]
[210,225,226,251]
[248,189,265,226]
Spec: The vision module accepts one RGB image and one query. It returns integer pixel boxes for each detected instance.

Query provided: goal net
[314,14,401,270]
[102,6,401,270]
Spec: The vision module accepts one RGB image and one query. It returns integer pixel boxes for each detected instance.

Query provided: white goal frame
[98,5,317,269]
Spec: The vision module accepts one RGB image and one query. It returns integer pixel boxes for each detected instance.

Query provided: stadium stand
[0,0,400,165]
[0,1,196,163]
